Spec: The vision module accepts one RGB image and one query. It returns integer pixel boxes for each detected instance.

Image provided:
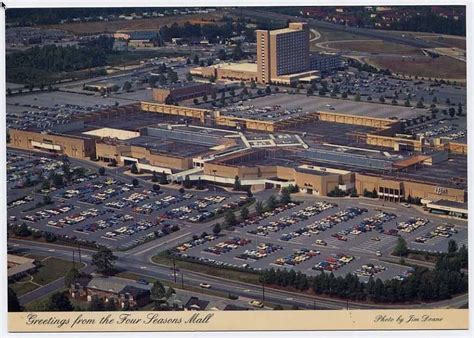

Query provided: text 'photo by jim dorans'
[26,313,214,329]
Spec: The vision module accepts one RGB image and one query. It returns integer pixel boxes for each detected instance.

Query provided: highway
[9,239,468,310]
[235,8,445,49]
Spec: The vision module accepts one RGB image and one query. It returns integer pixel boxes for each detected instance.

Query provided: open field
[367,55,466,80]
[420,36,466,50]
[39,13,225,34]
[321,40,423,55]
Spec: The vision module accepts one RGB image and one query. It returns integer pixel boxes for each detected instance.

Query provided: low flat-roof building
[152,82,216,104]
[7,254,36,281]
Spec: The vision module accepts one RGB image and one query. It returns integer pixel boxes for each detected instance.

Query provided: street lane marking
[131,231,191,255]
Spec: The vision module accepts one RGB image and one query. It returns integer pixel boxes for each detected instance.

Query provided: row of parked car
[8,155,63,187]
[237,202,299,228]
[353,211,397,233]
[8,195,34,209]
[235,243,283,261]
[59,177,126,201]
[41,208,107,228]
[274,248,321,266]
[174,234,219,253]
[414,224,457,243]
[353,264,387,277]
[75,212,134,234]
[312,253,355,272]
[397,217,429,233]
[188,197,250,223]
[21,205,75,224]
[102,219,168,239]
[248,202,333,237]
[280,206,365,241]
[204,237,251,255]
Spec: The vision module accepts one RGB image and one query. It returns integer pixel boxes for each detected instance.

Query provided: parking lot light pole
[212,170,217,192]
[262,280,265,302]
[181,273,184,289]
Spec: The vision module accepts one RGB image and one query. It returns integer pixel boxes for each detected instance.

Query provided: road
[235,8,445,49]
[9,239,468,310]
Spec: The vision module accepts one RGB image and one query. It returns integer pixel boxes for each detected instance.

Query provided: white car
[199,283,211,289]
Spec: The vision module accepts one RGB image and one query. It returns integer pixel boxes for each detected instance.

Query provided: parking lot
[170,197,467,282]
[7,150,248,250]
[7,149,468,281]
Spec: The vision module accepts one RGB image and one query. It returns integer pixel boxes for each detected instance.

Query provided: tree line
[261,242,467,303]
[6,36,114,85]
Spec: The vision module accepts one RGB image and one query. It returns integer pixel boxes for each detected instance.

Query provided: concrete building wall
[9,129,96,159]
[257,30,271,84]
[152,83,215,104]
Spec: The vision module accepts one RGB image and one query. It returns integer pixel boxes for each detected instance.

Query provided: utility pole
[262,280,265,302]
[78,244,82,264]
[173,258,177,283]
[181,273,184,289]
[72,250,76,269]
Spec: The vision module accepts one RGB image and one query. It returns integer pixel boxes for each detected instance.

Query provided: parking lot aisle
[351,234,397,254]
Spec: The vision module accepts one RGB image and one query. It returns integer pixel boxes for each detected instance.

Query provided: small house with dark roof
[70,275,151,309]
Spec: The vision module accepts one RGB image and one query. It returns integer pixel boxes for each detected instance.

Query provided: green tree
[224,211,237,227]
[99,167,106,176]
[153,184,161,192]
[14,223,31,237]
[64,267,81,287]
[393,237,408,257]
[88,296,104,311]
[122,81,132,92]
[266,195,278,210]
[280,188,291,205]
[131,163,139,174]
[165,286,176,299]
[43,195,52,205]
[186,73,193,81]
[213,223,222,235]
[240,206,249,220]
[151,280,166,302]
[41,179,51,190]
[8,288,21,312]
[152,171,159,182]
[193,55,200,65]
[91,247,117,274]
[47,292,73,311]
[255,201,264,215]
[233,175,241,191]
[448,239,458,254]
[159,171,168,184]
[354,92,361,102]
[132,178,139,187]
[183,175,192,189]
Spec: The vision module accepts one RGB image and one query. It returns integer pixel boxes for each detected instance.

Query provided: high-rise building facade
[257,22,310,84]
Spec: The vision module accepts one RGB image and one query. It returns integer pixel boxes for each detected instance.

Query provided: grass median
[151,251,262,285]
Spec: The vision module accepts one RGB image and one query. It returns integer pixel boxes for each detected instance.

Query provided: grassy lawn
[24,288,67,311]
[8,257,85,297]
[152,252,262,285]
[9,282,39,297]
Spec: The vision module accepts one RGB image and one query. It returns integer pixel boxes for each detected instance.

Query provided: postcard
[3,1,470,336]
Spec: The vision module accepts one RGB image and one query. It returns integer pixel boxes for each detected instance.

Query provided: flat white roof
[83,128,140,140]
